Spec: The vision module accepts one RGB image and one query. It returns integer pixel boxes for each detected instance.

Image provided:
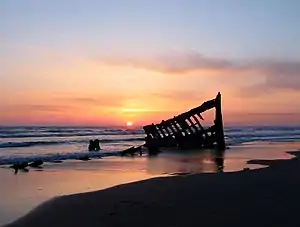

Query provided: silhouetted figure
[88,140,94,151]
[94,139,100,151]
[88,139,101,151]
[10,162,28,174]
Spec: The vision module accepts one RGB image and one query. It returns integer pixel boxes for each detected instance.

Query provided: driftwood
[120,146,143,156]
[143,92,226,150]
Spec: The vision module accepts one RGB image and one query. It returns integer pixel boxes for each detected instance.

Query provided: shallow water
[0,141,299,226]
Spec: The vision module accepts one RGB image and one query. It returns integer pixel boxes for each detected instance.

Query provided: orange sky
[2,1,300,126]
[1,46,300,126]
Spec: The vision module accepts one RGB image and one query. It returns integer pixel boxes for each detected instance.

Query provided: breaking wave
[0,137,145,149]
[0,150,121,165]
[1,126,300,166]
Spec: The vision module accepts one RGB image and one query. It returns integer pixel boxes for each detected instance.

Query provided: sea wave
[0,137,145,149]
[226,135,300,145]
[0,130,145,139]
[1,126,300,166]
[0,150,122,165]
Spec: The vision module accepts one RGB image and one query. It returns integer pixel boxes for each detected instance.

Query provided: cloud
[223,111,300,126]
[102,51,243,74]
[237,60,300,96]
[0,104,74,114]
[259,61,300,90]
[101,52,300,93]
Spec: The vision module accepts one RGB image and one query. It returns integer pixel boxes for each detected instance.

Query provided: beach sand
[2,142,300,227]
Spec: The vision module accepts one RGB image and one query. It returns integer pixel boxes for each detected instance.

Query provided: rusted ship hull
[143,92,226,150]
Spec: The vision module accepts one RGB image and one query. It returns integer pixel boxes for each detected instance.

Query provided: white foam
[0,150,121,165]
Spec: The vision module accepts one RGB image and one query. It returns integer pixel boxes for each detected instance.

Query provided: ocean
[1,126,300,166]
[1,126,300,226]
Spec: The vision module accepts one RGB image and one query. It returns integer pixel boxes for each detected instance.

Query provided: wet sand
[4,147,300,227]
[0,157,165,225]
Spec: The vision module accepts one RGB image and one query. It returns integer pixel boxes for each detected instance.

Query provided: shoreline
[4,146,300,227]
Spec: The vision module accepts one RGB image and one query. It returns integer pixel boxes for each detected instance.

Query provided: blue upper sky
[2,0,300,60]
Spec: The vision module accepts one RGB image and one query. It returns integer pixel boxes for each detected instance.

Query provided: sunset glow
[1,0,300,126]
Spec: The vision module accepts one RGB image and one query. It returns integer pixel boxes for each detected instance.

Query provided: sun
[126,121,133,127]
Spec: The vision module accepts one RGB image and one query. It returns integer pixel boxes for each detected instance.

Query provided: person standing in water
[88,139,101,151]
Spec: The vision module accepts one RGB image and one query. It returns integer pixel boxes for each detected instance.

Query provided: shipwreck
[143,92,226,151]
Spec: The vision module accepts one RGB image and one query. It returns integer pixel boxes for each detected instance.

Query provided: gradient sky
[1,0,300,126]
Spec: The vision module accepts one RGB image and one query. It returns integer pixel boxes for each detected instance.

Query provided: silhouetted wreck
[143,92,226,151]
